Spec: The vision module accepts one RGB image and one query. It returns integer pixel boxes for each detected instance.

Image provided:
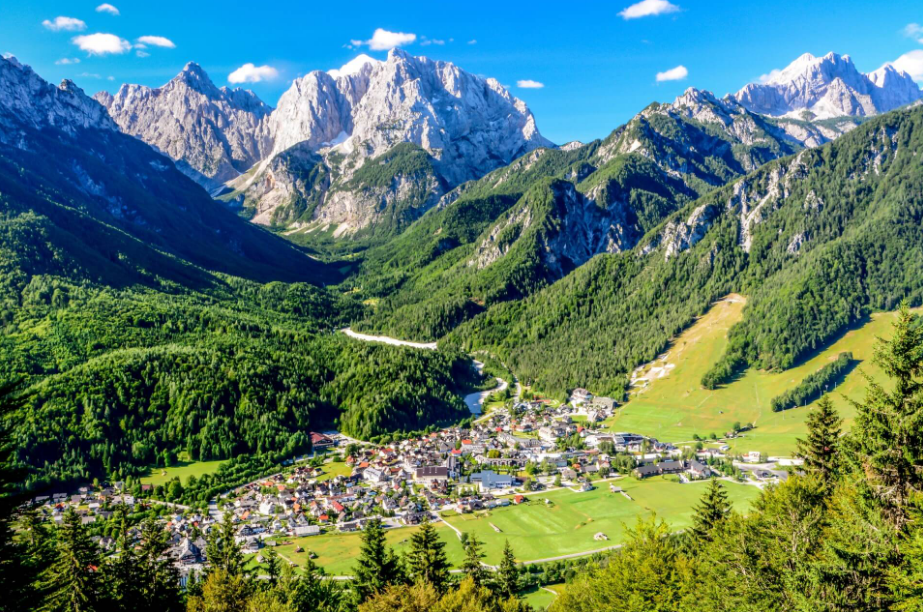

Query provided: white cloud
[77,72,102,79]
[891,50,923,82]
[72,33,131,55]
[136,35,175,48]
[107,75,115,81]
[228,63,279,84]
[758,68,783,83]
[96,4,120,15]
[136,50,150,58]
[903,23,923,43]
[42,16,86,32]
[517,79,544,89]
[619,0,680,19]
[656,64,688,82]
[420,37,445,46]
[354,28,417,51]
[55,57,81,65]
[468,39,477,45]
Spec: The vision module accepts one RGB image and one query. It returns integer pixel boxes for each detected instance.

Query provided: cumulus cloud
[656,64,688,82]
[72,33,131,55]
[904,23,923,43]
[228,63,279,84]
[136,35,175,48]
[42,16,86,32]
[891,50,923,82]
[55,57,81,65]
[517,79,544,89]
[353,28,417,51]
[96,4,120,15]
[758,68,783,83]
[468,39,477,45]
[619,0,680,19]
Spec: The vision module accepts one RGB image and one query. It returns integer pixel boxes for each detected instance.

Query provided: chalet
[685,461,711,480]
[363,468,388,485]
[571,388,593,404]
[310,432,336,452]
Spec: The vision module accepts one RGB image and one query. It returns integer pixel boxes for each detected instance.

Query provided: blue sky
[3,0,922,144]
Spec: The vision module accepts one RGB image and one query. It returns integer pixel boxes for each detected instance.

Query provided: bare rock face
[95,62,273,194]
[733,52,921,120]
[0,55,115,143]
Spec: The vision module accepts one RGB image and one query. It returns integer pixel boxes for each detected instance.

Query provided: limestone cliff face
[95,62,273,194]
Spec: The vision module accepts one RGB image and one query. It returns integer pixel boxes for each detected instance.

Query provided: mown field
[140,459,225,487]
[604,296,918,456]
[258,476,758,576]
[442,476,759,564]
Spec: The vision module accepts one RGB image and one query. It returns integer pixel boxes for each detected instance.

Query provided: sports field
[263,476,758,575]
[605,296,917,456]
[140,459,224,487]
[442,476,759,564]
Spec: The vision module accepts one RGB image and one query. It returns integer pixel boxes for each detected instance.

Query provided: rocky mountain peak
[0,55,115,142]
[733,51,922,119]
[97,63,273,193]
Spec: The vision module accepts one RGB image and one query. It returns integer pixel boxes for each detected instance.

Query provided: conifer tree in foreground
[849,303,923,529]
[796,394,842,489]
[497,540,520,599]
[407,516,451,593]
[689,478,731,542]
[462,533,489,589]
[43,508,102,612]
[353,518,404,603]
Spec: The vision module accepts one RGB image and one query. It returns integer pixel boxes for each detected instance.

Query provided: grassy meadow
[604,296,918,456]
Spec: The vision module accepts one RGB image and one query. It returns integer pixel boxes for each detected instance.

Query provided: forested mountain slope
[444,104,923,396]
[349,87,808,341]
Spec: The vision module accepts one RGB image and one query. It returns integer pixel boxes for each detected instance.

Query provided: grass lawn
[140,459,224,487]
[443,476,759,565]
[605,295,918,456]
[520,585,559,610]
[314,460,353,482]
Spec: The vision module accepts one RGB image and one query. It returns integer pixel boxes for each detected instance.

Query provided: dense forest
[768,351,854,411]
[0,122,482,491]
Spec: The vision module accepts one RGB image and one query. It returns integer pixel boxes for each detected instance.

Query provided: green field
[269,522,464,576]
[140,459,224,487]
[264,477,758,575]
[443,476,759,565]
[605,296,918,456]
[520,585,559,610]
[314,460,353,482]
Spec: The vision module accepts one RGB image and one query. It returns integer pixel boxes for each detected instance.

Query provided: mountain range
[2,46,923,483]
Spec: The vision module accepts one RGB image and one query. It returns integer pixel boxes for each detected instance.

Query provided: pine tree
[353,518,403,602]
[262,548,282,587]
[849,303,923,529]
[461,533,488,589]
[283,558,341,612]
[796,394,842,488]
[103,506,140,608]
[135,516,182,611]
[43,508,102,612]
[406,517,450,593]
[207,511,245,575]
[497,540,520,599]
[689,478,731,542]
